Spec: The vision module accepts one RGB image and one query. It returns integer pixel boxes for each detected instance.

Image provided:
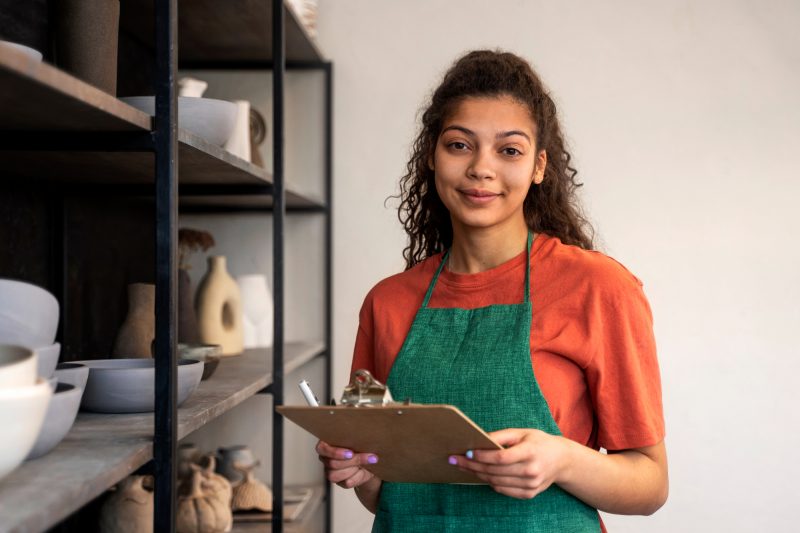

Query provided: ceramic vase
[55,0,120,95]
[98,475,153,533]
[112,283,154,358]
[236,274,273,349]
[178,269,200,344]
[195,256,244,356]
[215,445,257,485]
[223,100,251,162]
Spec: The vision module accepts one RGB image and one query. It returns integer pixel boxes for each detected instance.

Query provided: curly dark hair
[397,49,595,269]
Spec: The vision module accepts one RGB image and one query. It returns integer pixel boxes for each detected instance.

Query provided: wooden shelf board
[180,189,325,211]
[122,0,325,64]
[0,341,324,533]
[0,45,151,132]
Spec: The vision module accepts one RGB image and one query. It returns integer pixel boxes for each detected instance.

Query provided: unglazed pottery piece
[76,358,203,413]
[195,257,244,356]
[223,100,251,162]
[99,475,154,533]
[26,382,82,459]
[178,343,221,380]
[231,462,272,513]
[236,274,273,349]
[177,457,233,533]
[178,269,200,344]
[0,378,52,480]
[112,283,155,358]
[177,443,202,481]
[120,97,237,146]
[0,344,37,388]
[0,278,59,349]
[54,0,120,94]
[35,342,61,378]
[54,362,89,391]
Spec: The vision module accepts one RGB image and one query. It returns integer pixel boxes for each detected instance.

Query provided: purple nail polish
[344,450,353,459]
[466,450,474,460]
[448,456,457,465]
[368,455,379,464]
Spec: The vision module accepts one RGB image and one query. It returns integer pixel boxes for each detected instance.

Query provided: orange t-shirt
[351,233,665,451]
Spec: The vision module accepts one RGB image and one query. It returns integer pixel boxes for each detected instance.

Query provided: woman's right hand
[315,440,378,488]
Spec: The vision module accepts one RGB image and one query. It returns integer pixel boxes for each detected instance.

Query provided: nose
[466,148,496,181]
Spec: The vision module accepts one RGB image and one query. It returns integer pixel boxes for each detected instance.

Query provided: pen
[298,380,320,407]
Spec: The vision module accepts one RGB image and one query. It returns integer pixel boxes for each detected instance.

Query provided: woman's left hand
[452,428,571,500]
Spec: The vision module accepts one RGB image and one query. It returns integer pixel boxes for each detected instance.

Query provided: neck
[448,216,530,274]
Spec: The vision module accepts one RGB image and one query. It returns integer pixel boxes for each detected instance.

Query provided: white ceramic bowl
[0,378,52,480]
[76,358,204,414]
[54,362,89,391]
[0,279,59,348]
[120,96,237,146]
[0,41,43,62]
[26,382,83,460]
[0,345,37,388]
[35,342,61,379]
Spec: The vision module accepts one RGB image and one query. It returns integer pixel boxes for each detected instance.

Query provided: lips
[459,188,500,198]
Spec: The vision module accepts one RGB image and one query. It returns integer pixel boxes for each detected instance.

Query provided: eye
[502,147,522,156]
[448,141,469,151]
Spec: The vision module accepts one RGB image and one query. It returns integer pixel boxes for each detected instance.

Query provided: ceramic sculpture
[195,257,244,356]
[223,100,251,162]
[215,445,257,486]
[112,283,155,358]
[236,274,273,349]
[55,0,120,94]
[178,228,215,344]
[178,443,202,480]
[176,458,233,533]
[231,462,272,513]
[99,475,153,533]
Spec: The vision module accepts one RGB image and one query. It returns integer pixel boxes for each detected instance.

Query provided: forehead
[442,95,536,134]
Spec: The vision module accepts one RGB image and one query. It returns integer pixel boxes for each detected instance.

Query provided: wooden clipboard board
[277,404,502,484]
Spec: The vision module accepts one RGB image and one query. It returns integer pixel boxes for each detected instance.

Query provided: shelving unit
[0,1,332,531]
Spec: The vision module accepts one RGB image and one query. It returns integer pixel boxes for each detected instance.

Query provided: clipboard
[277,404,502,484]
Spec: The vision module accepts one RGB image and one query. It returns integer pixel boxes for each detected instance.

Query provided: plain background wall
[316,1,800,532]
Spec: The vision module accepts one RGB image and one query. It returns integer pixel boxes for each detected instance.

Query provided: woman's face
[432,95,546,232]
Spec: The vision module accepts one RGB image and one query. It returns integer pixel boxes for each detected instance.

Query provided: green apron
[374,232,601,532]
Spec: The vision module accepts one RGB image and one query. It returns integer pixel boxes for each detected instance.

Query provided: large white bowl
[54,362,89,391]
[76,358,204,414]
[0,378,52,480]
[0,41,43,63]
[0,279,59,348]
[35,342,61,379]
[120,96,237,146]
[0,345,37,388]
[26,382,83,460]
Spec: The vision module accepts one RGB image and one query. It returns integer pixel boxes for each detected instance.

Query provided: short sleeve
[584,271,665,451]
[350,290,378,379]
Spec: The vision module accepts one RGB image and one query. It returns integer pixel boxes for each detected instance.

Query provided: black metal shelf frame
[148,1,333,532]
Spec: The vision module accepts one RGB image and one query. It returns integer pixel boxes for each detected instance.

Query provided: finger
[487,428,527,447]
[336,468,374,489]
[490,484,545,500]
[322,452,379,471]
[470,443,531,465]
[474,472,543,490]
[326,465,363,484]
[457,459,528,477]
[315,440,355,460]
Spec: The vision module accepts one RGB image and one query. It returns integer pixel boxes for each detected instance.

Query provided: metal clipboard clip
[340,369,395,406]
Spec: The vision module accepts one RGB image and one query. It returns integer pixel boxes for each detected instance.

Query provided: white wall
[317,1,800,532]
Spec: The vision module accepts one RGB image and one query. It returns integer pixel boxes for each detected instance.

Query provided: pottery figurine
[112,283,155,358]
[215,445,256,485]
[236,274,273,349]
[98,475,153,533]
[195,257,244,356]
[231,461,272,513]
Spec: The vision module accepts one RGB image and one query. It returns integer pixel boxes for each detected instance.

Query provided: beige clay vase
[195,257,244,356]
[98,475,153,533]
[177,456,233,533]
[112,283,154,358]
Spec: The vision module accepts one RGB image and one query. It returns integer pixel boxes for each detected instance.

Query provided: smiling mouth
[458,189,500,204]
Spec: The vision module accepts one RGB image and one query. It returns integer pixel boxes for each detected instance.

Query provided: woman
[317,50,668,532]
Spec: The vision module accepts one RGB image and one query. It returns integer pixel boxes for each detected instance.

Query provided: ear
[532,150,547,185]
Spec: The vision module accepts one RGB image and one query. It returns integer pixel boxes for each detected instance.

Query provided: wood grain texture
[0,342,324,533]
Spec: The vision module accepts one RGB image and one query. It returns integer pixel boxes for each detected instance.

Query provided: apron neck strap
[422,231,533,308]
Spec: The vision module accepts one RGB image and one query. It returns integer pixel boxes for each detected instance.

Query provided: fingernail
[466,450,474,460]
[448,456,457,465]
[367,455,379,464]
[343,450,353,459]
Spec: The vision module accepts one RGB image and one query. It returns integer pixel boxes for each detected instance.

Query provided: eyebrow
[441,125,531,143]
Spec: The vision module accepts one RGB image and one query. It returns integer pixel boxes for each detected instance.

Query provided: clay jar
[112,283,154,358]
[54,0,120,94]
[99,475,153,533]
[195,257,244,356]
